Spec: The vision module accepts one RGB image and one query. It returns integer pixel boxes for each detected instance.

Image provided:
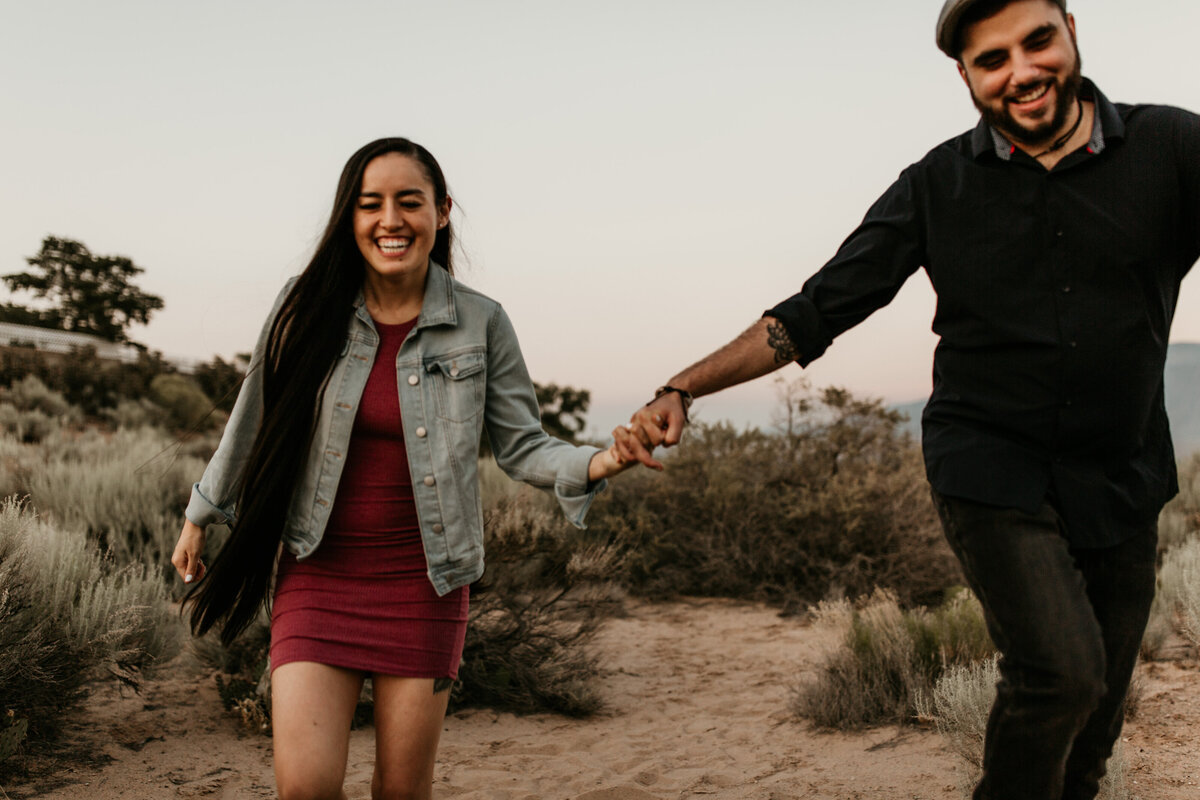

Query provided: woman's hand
[171,519,207,584]
[587,442,635,481]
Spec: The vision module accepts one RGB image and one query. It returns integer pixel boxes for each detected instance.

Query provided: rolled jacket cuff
[553,445,607,528]
[185,483,235,528]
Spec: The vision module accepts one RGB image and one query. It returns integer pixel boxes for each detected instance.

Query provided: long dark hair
[185,138,454,645]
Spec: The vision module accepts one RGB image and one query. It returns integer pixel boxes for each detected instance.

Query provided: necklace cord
[1034,97,1085,158]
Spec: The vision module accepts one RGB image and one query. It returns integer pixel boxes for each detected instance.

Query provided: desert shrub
[1156,537,1200,651]
[1158,453,1200,554]
[192,354,248,414]
[0,375,78,421]
[148,373,217,431]
[101,396,169,429]
[0,403,59,444]
[794,587,994,729]
[0,376,79,443]
[918,656,1131,800]
[0,500,180,763]
[1143,456,1200,658]
[451,488,624,716]
[190,617,274,735]
[591,385,959,609]
[1,426,204,575]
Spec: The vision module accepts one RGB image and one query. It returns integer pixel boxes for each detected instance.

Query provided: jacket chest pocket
[426,351,486,423]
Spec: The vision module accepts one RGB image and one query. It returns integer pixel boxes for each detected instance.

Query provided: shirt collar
[352,260,458,329]
[970,77,1125,162]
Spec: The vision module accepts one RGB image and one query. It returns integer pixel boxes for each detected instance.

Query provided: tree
[1,236,164,343]
[535,382,591,444]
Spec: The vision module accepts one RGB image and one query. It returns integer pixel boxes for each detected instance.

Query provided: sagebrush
[0,500,180,765]
[590,385,959,609]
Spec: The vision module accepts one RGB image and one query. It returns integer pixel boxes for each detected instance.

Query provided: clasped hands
[610,390,688,472]
[588,390,689,479]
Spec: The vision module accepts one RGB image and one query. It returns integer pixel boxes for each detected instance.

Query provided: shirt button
[408,375,420,386]
[450,366,461,377]
[1069,341,1078,348]
[1056,230,1064,237]
[1062,286,1072,293]
[432,523,444,534]
[424,475,436,486]
[415,426,427,438]
[1065,399,1074,407]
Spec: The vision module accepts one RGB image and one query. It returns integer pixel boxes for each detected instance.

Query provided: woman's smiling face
[353,152,450,282]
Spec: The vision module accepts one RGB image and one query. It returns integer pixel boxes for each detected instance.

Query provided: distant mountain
[891,342,1200,457]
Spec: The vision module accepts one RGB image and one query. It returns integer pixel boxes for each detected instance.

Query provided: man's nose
[1010,50,1042,87]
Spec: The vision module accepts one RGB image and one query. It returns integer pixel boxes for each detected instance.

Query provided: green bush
[793,587,994,729]
[0,500,180,764]
[590,386,959,609]
[148,373,217,432]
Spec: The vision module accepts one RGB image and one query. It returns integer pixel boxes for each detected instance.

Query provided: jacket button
[450,366,461,377]
[424,475,436,486]
[415,426,427,437]
[408,374,420,386]
[432,523,444,534]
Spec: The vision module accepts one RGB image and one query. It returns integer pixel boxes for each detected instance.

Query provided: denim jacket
[185,264,605,596]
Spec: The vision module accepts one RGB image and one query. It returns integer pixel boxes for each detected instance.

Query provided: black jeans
[931,491,1157,800]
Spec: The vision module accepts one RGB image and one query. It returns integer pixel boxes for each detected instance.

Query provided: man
[615,2,1199,798]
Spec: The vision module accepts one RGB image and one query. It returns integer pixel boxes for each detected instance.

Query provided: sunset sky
[4,0,1199,435]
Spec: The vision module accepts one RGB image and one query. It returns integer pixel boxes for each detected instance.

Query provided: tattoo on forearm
[767,321,800,364]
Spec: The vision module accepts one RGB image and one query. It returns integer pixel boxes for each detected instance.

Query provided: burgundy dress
[270,318,469,678]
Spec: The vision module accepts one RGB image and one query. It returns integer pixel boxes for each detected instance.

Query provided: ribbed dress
[270,318,470,677]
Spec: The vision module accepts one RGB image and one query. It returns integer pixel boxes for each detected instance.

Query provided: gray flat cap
[936,0,1067,58]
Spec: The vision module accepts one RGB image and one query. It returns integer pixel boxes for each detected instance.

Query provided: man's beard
[972,49,1084,148]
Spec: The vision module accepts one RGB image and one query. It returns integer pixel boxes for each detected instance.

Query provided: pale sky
[3,0,1199,436]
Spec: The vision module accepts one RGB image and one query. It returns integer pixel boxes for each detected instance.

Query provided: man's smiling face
[957,0,1082,148]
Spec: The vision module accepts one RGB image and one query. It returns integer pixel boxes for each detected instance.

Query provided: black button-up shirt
[766,80,1200,547]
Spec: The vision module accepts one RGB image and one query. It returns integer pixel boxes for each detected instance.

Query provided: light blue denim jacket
[185,264,605,596]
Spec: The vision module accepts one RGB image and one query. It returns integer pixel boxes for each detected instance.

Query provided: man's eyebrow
[1021,23,1058,47]
[970,23,1059,67]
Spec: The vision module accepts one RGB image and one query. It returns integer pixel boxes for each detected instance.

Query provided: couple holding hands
[172,2,1200,798]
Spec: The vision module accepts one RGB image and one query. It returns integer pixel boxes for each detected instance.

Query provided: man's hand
[612,391,687,470]
[610,316,800,471]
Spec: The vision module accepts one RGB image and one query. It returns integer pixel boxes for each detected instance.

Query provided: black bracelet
[650,385,693,422]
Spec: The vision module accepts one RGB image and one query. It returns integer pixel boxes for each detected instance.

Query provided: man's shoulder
[896,128,978,184]
[1118,100,1200,129]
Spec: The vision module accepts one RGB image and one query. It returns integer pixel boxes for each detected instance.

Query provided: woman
[171,137,631,800]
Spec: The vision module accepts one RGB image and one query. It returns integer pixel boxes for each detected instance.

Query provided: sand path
[3,598,1195,799]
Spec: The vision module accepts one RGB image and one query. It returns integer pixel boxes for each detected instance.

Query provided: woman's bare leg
[271,661,364,800]
[369,676,451,800]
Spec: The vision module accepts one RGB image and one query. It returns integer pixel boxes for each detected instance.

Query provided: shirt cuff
[762,295,833,367]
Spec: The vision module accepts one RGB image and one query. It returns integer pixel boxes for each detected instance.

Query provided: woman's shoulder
[448,274,505,318]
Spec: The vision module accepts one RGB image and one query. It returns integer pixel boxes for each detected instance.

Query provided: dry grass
[0,426,207,579]
[0,500,180,768]
[917,654,1132,800]
[793,587,994,729]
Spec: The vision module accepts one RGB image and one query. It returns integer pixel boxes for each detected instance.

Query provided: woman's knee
[277,773,346,800]
[371,774,431,800]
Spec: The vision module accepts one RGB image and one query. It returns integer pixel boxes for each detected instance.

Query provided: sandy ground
[3,598,1197,800]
